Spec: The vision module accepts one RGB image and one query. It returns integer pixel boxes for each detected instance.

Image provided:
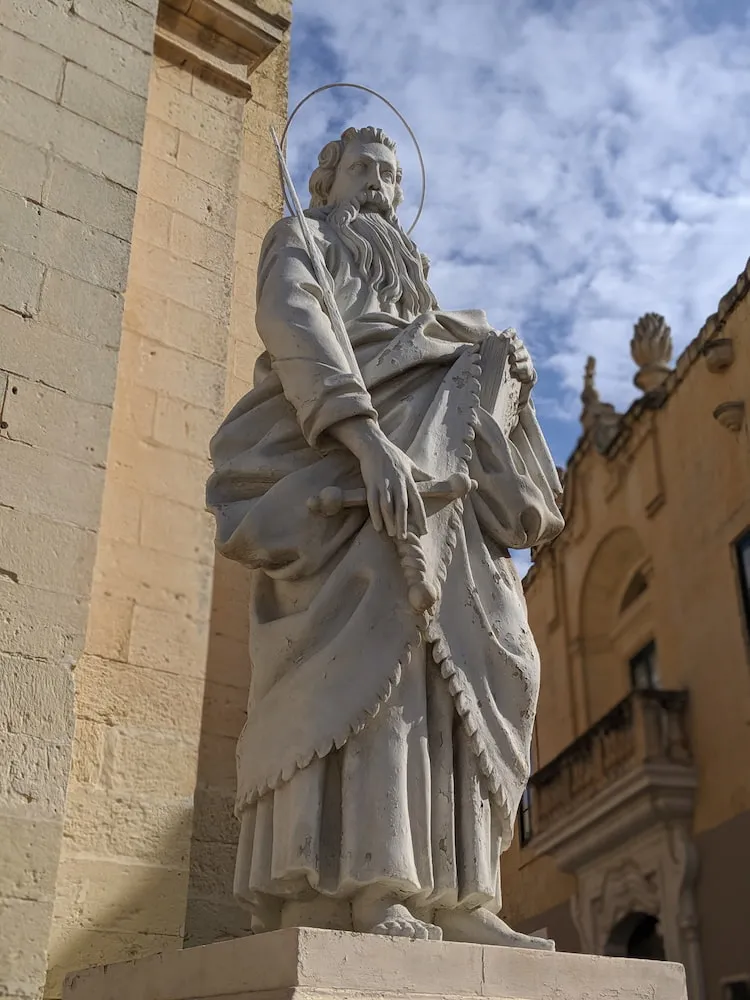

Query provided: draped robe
[206,209,564,928]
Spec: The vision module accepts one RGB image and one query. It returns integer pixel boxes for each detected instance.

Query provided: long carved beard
[327,197,437,318]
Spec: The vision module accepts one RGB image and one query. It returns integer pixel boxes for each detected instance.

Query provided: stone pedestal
[63,926,688,1000]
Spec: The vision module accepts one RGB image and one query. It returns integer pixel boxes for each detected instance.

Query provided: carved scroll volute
[712,400,745,433]
[703,337,735,373]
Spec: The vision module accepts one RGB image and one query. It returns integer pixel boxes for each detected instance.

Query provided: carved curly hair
[308,126,404,210]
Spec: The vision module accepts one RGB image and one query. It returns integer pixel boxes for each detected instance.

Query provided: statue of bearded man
[206,126,564,947]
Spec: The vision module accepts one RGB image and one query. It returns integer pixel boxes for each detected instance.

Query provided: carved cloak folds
[207,212,564,919]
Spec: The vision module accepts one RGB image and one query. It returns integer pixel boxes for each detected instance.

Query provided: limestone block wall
[0,2,156,997]
[42,4,291,991]
[42,55,243,996]
[184,39,289,948]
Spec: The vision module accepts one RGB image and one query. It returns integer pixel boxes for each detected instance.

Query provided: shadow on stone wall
[183,552,254,947]
[44,814,192,999]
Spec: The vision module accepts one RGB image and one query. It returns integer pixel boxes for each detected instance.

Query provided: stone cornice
[525,255,750,592]
[531,761,697,872]
[155,0,290,96]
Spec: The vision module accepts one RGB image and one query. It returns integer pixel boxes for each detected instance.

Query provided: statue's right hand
[328,416,426,540]
[357,436,427,540]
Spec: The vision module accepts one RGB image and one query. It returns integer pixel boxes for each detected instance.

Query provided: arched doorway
[605,911,666,960]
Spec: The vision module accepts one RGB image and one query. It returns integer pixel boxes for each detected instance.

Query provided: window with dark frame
[620,569,648,612]
[518,785,533,846]
[518,732,537,847]
[736,530,750,636]
[629,640,658,691]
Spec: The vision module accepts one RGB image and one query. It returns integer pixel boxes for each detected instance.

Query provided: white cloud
[287,0,750,462]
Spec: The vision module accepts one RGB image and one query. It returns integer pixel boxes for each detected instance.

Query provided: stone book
[479,329,521,435]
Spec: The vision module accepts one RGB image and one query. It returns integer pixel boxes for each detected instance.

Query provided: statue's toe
[368,904,442,941]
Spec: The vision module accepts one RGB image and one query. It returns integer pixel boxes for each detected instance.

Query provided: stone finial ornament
[630,313,673,393]
[580,356,621,452]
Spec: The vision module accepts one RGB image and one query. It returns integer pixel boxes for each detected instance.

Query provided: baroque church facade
[500,267,750,1000]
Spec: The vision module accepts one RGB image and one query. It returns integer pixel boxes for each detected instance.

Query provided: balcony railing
[529,689,691,837]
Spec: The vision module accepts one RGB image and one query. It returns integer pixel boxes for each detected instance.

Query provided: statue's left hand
[508,337,537,387]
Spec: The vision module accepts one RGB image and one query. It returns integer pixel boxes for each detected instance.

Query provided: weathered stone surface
[148,81,242,157]
[1,312,119,404]
[63,928,689,1000]
[0,2,152,95]
[60,63,146,143]
[143,153,236,232]
[0,187,131,292]
[63,784,193,865]
[46,160,138,242]
[170,213,235,274]
[53,858,189,934]
[0,655,74,740]
[0,732,71,818]
[0,246,45,316]
[38,269,123,347]
[74,657,204,734]
[1,438,105,529]
[95,537,212,618]
[128,604,211,676]
[0,814,62,901]
[69,720,105,787]
[127,240,232,317]
[152,394,217,458]
[48,928,179,1000]
[139,494,215,561]
[0,78,142,190]
[119,332,224,410]
[102,728,199,797]
[0,582,88,660]
[70,0,155,52]
[0,896,54,998]
[0,23,65,100]
[0,132,48,203]
[2,378,112,467]
[107,425,211,508]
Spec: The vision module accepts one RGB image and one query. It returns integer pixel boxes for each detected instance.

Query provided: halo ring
[280,82,426,235]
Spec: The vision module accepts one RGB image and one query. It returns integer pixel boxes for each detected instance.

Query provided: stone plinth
[63,927,687,1000]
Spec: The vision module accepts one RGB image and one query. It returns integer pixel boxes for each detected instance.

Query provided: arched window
[620,569,648,613]
[580,528,652,721]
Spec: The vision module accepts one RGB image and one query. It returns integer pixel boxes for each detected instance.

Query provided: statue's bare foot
[353,890,442,941]
[435,907,554,950]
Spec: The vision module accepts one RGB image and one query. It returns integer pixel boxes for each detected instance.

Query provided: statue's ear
[420,253,431,277]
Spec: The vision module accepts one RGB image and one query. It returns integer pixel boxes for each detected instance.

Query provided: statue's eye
[382,171,394,182]
[350,161,366,173]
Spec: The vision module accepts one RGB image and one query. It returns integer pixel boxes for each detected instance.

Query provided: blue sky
[285,0,750,468]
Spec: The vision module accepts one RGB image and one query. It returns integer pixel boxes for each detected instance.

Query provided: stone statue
[206,126,564,947]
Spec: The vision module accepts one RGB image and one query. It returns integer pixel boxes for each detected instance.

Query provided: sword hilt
[307,472,476,517]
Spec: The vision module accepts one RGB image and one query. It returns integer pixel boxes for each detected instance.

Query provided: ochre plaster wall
[501,278,750,957]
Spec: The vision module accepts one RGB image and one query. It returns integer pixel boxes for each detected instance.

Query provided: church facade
[0,1,290,996]
[499,265,750,1000]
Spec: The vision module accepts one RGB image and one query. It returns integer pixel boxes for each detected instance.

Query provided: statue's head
[309,126,404,218]
[306,125,434,318]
